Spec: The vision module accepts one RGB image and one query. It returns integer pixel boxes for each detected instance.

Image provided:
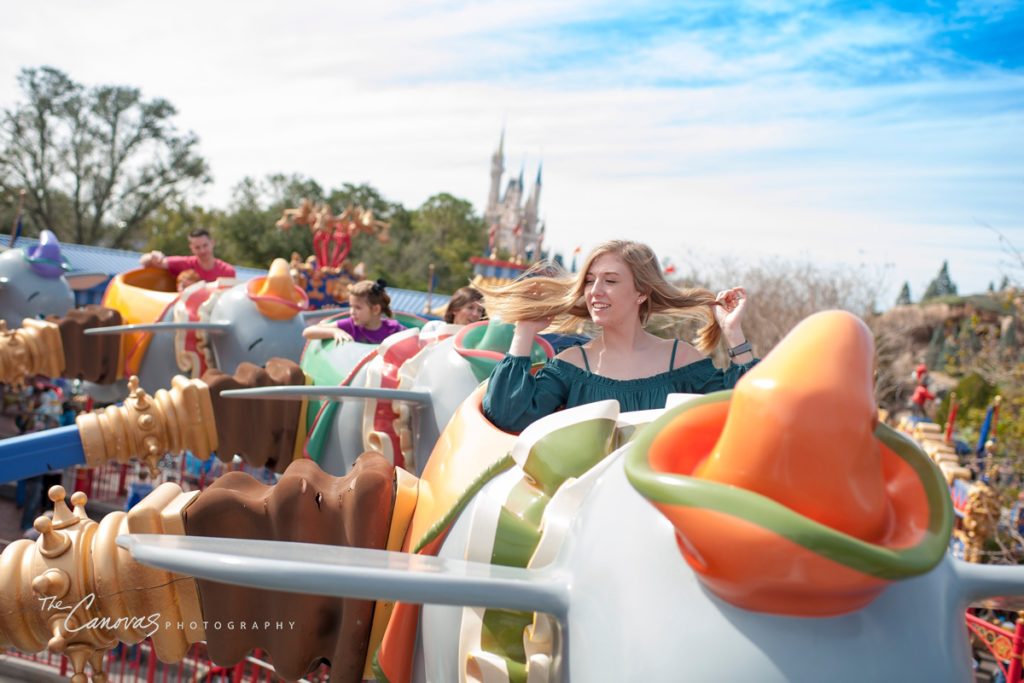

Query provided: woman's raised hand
[508,317,553,356]
[516,317,554,338]
[713,287,748,343]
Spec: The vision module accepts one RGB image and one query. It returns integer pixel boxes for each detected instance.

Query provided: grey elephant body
[85,282,307,402]
[0,249,75,324]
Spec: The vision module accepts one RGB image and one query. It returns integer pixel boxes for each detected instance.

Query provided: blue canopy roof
[14,238,450,315]
[17,239,266,281]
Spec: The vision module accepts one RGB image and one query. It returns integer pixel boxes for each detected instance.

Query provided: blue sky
[1,0,1021,305]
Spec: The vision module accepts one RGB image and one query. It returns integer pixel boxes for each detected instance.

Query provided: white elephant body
[307,325,482,476]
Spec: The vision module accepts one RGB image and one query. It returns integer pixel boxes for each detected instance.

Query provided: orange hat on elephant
[246,258,309,321]
[626,310,952,617]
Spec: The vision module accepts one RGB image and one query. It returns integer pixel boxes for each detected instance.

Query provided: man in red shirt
[911,383,935,417]
[140,228,236,281]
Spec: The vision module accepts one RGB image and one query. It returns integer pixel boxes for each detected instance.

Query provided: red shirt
[165,255,237,281]
[911,385,935,406]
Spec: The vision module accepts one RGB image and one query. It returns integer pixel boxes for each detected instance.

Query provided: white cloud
[1,0,1021,307]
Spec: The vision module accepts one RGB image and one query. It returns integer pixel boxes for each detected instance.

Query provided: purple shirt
[165,255,237,281]
[336,317,406,344]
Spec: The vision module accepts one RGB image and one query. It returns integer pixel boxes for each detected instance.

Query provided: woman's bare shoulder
[554,344,587,369]
[670,340,705,370]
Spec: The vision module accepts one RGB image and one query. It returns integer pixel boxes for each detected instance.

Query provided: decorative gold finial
[49,485,80,530]
[48,624,67,655]
[32,567,70,599]
[71,491,89,521]
[35,515,71,558]
[128,374,152,410]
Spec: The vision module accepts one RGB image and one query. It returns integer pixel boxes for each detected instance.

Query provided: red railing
[73,453,277,510]
[4,640,331,682]
[966,610,1024,682]
[7,610,1022,681]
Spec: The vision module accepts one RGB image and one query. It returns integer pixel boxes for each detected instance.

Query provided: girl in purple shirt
[332,279,406,344]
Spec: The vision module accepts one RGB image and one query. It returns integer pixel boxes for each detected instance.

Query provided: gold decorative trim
[0,484,203,679]
[0,319,65,385]
[77,375,218,475]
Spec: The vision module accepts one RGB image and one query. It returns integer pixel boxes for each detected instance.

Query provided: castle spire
[526,163,542,230]
[486,129,506,218]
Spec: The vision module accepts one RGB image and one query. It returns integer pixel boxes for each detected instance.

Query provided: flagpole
[424,263,435,315]
[9,189,26,247]
[944,392,958,444]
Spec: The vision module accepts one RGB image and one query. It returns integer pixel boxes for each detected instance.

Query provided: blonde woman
[480,240,756,432]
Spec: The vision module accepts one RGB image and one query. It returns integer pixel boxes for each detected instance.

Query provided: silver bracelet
[727,340,752,358]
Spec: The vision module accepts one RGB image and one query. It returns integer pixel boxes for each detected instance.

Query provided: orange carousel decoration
[276,200,390,309]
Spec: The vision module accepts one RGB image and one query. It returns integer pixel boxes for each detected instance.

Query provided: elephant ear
[117,534,570,615]
[218,385,431,405]
[83,321,232,335]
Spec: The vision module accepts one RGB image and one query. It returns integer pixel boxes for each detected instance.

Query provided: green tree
[355,208,427,290]
[0,66,210,248]
[326,183,395,215]
[215,174,321,270]
[140,201,219,256]
[410,193,485,293]
[895,281,912,306]
[214,176,407,274]
[922,261,958,301]
[209,175,483,292]
[321,190,483,293]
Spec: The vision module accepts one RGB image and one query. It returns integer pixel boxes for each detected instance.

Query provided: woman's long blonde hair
[478,240,722,352]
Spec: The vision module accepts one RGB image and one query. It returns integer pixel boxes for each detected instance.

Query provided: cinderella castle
[483,131,545,262]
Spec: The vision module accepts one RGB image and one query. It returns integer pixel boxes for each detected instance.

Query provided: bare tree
[655,256,885,364]
[0,66,210,248]
[871,303,952,409]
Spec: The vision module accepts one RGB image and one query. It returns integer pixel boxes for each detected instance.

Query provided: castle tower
[486,130,504,222]
[525,164,542,231]
[483,131,544,262]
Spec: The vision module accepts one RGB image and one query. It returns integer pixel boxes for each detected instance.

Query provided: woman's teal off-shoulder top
[482,352,758,433]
